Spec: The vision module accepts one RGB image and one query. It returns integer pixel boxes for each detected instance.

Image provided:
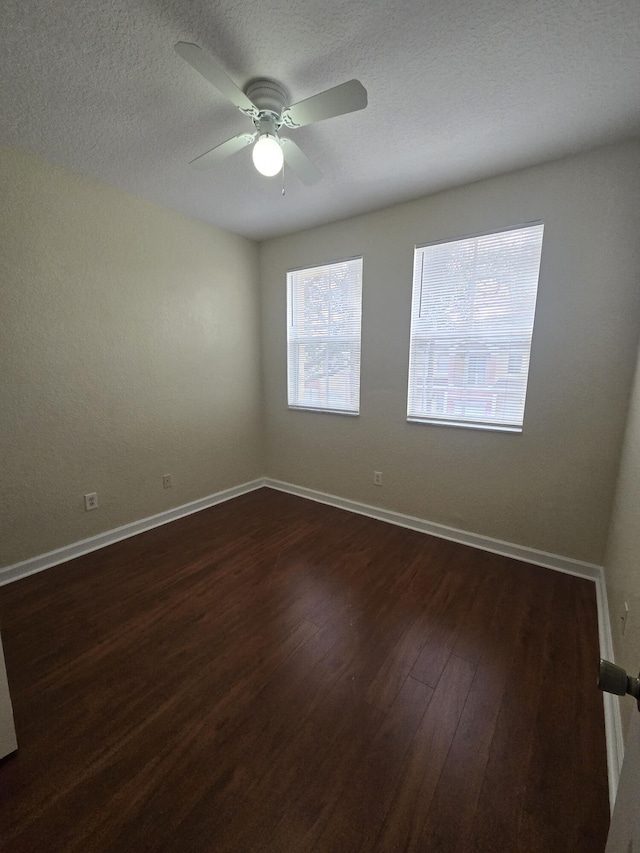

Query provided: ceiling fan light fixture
[252,133,284,177]
[175,44,367,185]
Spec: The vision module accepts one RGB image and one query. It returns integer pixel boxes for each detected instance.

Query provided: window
[287,257,363,414]
[467,354,487,386]
[407,222,544,432]
[507,352,523,374]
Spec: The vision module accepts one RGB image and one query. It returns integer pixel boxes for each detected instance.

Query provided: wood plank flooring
[0,488,610,851]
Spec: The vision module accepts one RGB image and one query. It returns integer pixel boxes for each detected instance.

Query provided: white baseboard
[0,478,266,587]
[264,478,602,579]
[263,477,622,809]
[0,474,621,808]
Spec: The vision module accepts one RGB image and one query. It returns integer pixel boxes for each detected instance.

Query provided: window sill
[407,417,522,434]
[288,405,359,417]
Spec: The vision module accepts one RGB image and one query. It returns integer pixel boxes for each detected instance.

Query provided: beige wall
[604,343,640,740]
[260,140,640,564]
[3,139,640,573]
[0,145,263,569]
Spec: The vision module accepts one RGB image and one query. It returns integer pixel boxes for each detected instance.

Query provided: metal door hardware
[598,659,640,711]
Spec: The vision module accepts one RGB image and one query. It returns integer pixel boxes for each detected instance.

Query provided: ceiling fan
[174,42,368,185]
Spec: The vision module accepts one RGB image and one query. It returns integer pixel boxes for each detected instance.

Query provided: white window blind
[407,223,544,432]
[287,257,363,414]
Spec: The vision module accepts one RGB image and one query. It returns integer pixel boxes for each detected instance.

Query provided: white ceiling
[2,0,639,241]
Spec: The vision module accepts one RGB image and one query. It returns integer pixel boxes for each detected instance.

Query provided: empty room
[1,0,640,850]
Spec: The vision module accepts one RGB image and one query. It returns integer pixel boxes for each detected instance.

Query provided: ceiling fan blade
[282,79,367,128]
[281,138,322,185]
[175,42,257,115]
[189,132,256,170]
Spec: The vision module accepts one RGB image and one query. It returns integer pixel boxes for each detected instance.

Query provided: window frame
[406,221,544,433]
[286,255,363,416]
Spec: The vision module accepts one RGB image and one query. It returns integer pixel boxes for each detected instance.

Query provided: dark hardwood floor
[0,488,609,851]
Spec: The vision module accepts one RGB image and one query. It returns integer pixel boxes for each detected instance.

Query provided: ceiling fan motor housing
[245,79,289,121]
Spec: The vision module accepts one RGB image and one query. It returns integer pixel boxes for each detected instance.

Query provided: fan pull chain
[281,163,286,196]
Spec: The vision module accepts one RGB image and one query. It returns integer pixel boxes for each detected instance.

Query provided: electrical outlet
[621,602,629,636]
[163,474,172,489]
[373,471,383,486]
[84,492,98,511]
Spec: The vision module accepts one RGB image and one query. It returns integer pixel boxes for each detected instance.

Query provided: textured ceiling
[2,0,639,240]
